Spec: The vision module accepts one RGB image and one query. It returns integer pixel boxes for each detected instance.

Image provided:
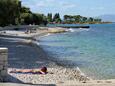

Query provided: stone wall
[0,48,8,81]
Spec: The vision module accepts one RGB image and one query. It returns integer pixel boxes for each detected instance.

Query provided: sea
[38,24,115,79]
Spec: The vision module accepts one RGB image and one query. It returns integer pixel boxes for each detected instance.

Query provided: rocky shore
[0,29,89,84]
[0,28,115,86]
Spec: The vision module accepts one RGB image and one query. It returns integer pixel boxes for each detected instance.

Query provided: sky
[21,0,115,17]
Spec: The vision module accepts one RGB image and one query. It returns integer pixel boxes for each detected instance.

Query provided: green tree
[88,17,94,22]
[64,15,68,21]
[0,0,21,26]
[74,15,82,23]
[94,18,102,22]
[53,13,61,23]
[81,17,87,23]
[23,13,33,25]
[63,15,103,24]
[63,15,74,23]
[64,15,71,21]
[32,13,46,25]
[20,6,32,24]
[20,6,31,13]
[47,13,52,23]
[20,13,28,24]
[20,5,47,25]
[21,12,47,25]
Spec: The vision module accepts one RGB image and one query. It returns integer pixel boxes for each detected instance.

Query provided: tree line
[47,13,102,24]
[0,0,47,27]
[0,0,102,27]
[63,15,102,24]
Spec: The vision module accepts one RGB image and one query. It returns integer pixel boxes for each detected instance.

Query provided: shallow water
[39,24,115,79]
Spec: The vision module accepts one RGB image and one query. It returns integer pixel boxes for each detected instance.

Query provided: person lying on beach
[10,67,47,74]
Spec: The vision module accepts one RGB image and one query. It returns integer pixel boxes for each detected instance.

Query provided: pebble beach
[0,30,89,85]
[0,29,115,86]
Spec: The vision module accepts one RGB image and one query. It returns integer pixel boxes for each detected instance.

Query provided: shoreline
[25,30,91,82]
[32,35,90,78]
[1,28,115,85]
[0,29,90,83]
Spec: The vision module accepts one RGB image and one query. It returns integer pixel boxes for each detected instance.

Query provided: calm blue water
[39,24,115,79]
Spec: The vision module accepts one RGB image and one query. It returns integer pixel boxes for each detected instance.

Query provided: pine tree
[47,13,52,23]
[53,13,61,23]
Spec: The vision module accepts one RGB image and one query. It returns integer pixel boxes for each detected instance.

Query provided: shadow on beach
[0,37,55,69]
